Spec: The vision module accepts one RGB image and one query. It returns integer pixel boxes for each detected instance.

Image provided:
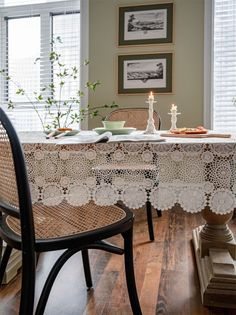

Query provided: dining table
[9,130,236,308]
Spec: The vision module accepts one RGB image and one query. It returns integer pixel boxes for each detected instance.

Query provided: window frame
[0,0,89,129]
[204,0,236,131]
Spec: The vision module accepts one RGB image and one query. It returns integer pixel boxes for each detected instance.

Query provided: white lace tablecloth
[20,131,236,214]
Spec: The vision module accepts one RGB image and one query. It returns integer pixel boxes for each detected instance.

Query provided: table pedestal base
[193,226,236,308]
[0,243,21,284]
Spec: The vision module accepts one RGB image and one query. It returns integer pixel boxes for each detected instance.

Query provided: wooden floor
[1,206,236,315]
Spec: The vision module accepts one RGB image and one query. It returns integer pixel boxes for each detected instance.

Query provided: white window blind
[3,0,64,5]
[52,13,80,101]
[0,0,80,131]
[213,0,236,131]
[8,16,41,102]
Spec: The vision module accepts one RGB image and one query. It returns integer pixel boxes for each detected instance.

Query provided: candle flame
[171,104,177,111]
[148,91,154,101]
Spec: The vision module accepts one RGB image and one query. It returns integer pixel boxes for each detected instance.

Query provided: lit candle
[169,103,180,130]
[148,91,154,117]
[144,91,157,134]
[148,91,154,101]
[171,103,177,112]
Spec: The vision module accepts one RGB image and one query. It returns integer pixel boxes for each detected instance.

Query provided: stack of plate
[93,127,136,135]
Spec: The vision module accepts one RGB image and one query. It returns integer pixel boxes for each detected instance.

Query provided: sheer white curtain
[0,0,82,131]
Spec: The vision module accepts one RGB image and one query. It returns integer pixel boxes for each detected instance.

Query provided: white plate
[45,129,79,136]
[93,127,136,135]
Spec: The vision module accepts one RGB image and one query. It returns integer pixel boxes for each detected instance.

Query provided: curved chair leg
[156,209,162,217]
[19,251,36,315]
[122,227,142,315]
[36,252,40,267]
[0,238,2,260]
[0,245,12,285]
[146,201,154,241]
[82,249,93,289]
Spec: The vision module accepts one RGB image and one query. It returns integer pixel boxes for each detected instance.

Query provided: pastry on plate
[170,126,207,134]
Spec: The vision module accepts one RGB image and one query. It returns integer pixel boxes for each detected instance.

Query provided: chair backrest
[107,108,161,130]
[0,108,35,250]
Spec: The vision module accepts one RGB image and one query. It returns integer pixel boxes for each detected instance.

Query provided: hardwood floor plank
[157,269,191,315]
[0,208,236,314]
[139,241,163,315]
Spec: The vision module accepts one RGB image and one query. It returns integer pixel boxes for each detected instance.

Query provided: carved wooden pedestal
[192,207,236,308]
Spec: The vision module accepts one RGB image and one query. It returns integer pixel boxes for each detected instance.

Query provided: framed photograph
[118,3,173,46]
[118,53,173,94]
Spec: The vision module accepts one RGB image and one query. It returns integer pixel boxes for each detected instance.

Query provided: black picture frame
[118,3,173,46]
[118,53,173,94]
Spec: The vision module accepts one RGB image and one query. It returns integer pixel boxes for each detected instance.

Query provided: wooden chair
[107,107,161,130]
[107,108,162,241]
[0,108,142,315]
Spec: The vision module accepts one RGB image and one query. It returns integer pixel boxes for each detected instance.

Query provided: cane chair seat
[5,202,126,240]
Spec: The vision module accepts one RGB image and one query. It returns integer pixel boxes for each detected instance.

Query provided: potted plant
[0,37,118,134]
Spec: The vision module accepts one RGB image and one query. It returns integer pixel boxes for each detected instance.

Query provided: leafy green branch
[0,37,118,131]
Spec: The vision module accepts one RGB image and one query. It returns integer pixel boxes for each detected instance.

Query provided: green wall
[88,0,204,130]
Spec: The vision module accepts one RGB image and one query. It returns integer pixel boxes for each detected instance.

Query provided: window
[205,0,236,131]
[0,0,88,131]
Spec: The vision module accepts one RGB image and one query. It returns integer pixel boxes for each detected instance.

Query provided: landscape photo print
[119,3,173,46]
[118,53,173,94]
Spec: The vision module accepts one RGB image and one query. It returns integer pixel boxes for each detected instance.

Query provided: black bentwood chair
[0,108,142,315]
[106,108,162,241]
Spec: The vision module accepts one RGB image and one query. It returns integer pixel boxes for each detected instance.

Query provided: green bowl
[102,121,125,129]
